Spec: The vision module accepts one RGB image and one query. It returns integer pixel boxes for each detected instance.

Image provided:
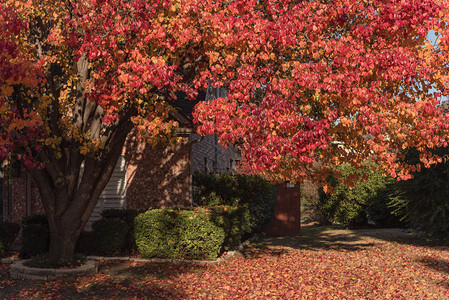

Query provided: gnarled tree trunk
[30,119,134,263]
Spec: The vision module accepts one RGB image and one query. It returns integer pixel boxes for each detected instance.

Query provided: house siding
[190,133,239,174]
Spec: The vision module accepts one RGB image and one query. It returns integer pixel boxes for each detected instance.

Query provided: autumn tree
[0,3,41,165]
[194,0,449,189]
[3,0,449,263]
[0,0,218,262]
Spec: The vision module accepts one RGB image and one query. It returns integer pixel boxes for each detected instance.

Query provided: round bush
[135,208,225,260]
[100,209,138,251]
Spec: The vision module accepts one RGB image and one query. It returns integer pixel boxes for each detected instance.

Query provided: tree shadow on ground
[0,261,207,299]
[248,226,377,254]
[416,256,449,289]
[244,225,446,258]
[416,257,449,275]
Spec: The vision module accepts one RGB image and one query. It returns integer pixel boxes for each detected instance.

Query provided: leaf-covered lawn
[1,228,448,299]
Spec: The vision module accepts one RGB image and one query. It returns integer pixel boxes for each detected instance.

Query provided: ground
[1,225,448,299]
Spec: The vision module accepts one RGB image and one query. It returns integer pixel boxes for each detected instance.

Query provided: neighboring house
[0,87,240,229]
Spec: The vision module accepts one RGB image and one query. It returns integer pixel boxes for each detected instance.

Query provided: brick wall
[1,171,44,223]
[190,133,240,174]
[124,136,192,210]
[2,132,240,223]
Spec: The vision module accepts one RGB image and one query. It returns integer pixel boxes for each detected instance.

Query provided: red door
[263,183,301,236]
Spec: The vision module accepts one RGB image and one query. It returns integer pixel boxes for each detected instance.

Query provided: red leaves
[1,0,217,165]
[191,0,449,184]
[2,231,449,298]
[2,0,449,187]
[0,3,42,166]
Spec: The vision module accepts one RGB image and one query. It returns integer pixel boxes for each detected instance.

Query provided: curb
[87,255,226,264]
[10,259,98,281]
[1,257,19,264]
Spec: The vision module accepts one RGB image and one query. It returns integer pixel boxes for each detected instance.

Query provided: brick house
[0,87,240,229]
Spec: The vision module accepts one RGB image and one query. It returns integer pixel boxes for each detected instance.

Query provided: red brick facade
[124,136,192,210]
[124,133,240,210]
[1,170,44,224]
[1,133,240,223]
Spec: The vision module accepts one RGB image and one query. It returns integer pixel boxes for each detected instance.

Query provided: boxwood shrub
[100,209,138,251]
[135,208,225,260]
[20,214,50,258]
[92,219,128,256]
[0,222,20,251]
[206,204,253,251]
[193,173,277,236]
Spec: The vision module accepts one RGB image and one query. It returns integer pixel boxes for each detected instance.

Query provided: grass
[1,226,448,299]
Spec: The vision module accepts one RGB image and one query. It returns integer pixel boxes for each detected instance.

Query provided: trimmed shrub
[22,214,48,226]
[101,209,138,224]
[20,214,50,258]
[135,208,225,260]
[100,209,138,251]
[0,241,4,257]
[208,205,253,251]
[92,219,128,256]
[193,173,276,235]
[0,222,20,251]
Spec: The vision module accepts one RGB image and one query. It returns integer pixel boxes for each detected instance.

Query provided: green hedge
[193,173,276,235]
[0,222,20,252]
[100,209,138,251]
[0,241,4,257]
[135,208,225,260]
[20,214,50,258]
[134,174,277,259]
[310,164,401,228]
[207,205,253,251]
[390,147,449,243]
[92,219,128,256]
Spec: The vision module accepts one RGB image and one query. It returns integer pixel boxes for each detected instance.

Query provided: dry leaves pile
[1,231,448,299]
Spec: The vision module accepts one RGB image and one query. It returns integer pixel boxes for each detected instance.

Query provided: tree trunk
[33,159,120,263]
[31,128,133,262]
[48,217,81,262]
[33,178,108,263]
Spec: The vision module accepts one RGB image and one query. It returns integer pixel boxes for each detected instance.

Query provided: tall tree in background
[2,0,449,262]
